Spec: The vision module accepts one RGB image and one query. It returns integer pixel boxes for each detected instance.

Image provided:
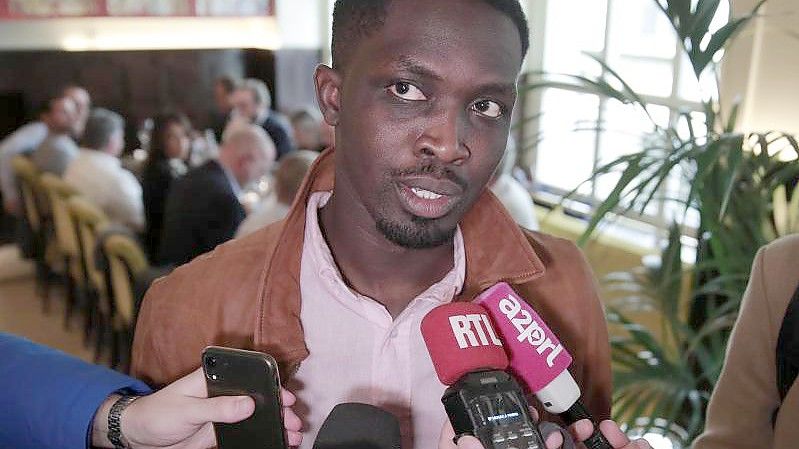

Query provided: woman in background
[141,112,191,259]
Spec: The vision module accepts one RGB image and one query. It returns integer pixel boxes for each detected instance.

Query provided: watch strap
[108,394,140,449]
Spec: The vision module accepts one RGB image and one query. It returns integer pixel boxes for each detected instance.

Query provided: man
[290,108,327,153]
[0,332,301,449]
[133,1,633,448]
[236,149,318,238]
[0,86,90,215]
[63,85,92,137]
[211,75,237,142]
[31,96,80,176]
[157,124,276,266]
[64,108,145,232]
[230,78,295,159]
[490,138,539,230]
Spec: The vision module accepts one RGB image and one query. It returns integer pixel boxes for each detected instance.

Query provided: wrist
[108,394,141,448]
[92,394,122,448]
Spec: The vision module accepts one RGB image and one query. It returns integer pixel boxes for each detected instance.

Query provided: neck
[319,179,455,318]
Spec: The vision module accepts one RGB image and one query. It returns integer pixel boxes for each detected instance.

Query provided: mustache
[390,163,467,190]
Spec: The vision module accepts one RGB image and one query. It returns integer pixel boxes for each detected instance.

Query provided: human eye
[387,81,427,101]
[471,99,504,119]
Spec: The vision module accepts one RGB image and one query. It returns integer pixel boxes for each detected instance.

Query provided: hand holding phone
[202,346,302,448]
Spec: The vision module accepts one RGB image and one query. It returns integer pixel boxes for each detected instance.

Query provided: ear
[314,64,342,127]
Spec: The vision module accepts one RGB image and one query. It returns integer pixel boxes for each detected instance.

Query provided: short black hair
[331,0,529,69]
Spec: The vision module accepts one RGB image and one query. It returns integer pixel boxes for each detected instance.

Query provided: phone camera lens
[207,356,217,368]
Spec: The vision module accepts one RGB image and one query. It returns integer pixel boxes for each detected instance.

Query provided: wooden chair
[68,196,112,363]
[39,174,86,336]
[104,233,150,372]
[10,156,52,309]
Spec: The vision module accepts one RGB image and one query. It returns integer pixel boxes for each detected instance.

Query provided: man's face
[48,97,78,134]
[64,87,91,136]
[231,89,260,123]
[318,0,523,248]
[215,83,233,112]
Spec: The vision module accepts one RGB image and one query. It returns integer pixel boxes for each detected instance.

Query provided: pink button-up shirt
[289,191,466,449]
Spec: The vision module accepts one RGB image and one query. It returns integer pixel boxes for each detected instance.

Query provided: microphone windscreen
[312,403,401,449]
[475,283,573,393]
[421,302,508,385]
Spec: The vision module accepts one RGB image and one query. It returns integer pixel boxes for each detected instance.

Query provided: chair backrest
[11,155,43,231]
[68,196,110,302]
[104,233,149,327]
[39,173,80,259]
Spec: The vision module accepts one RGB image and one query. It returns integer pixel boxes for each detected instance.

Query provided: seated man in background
[31,95,80,176]
[290,108,327,153]
[157,124,276,266]
[63,108,145,233]
[0,85,91,215]
[489,138,539,231]
[236,149,318,238]
[210,75,237,143]
[230,78,295,160]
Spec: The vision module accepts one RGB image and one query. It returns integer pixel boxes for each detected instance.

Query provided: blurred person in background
[237,149,318,238]
[693,234,799,449]
[290,108,327,153]
[141,112,192,259]
[158,124,276,266]
[0,86,90,215]
[31,96,80,176]
[230,78,295,160]
[210,75,237,143]
[64,108,145,232]
[63,85,91,137]
[489,138,539,231]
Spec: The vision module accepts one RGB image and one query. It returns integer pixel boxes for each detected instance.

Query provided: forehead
[346,0,523,84]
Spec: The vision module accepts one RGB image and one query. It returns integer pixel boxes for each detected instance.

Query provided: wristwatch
[108,394,140,449]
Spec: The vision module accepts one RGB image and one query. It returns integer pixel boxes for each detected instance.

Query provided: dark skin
[314,0,523,318]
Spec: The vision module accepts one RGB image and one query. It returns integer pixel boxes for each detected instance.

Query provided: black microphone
[312,403,401,449]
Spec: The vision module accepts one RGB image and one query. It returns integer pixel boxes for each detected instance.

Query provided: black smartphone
[202,346,288,449]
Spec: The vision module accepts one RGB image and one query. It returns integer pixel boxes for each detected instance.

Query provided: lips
[395,176,464,219]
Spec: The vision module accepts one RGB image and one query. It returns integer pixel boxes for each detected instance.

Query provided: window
[522,0,729,232]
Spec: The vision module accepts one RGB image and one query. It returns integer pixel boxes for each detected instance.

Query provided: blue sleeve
[0,333,152,449]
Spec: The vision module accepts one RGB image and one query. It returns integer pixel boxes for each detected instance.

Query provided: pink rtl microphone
[475,283,612,449]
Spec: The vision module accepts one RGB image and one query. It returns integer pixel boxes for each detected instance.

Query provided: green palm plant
[519,0,799,444]
[605,224,740,446]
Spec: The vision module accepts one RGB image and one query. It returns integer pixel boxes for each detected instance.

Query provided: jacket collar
[255,148,546,361]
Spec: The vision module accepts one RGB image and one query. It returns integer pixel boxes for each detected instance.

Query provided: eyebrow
[393,56,517,98]
[394,56,443,81]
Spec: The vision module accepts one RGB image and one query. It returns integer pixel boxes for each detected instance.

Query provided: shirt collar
[302,190,466,309]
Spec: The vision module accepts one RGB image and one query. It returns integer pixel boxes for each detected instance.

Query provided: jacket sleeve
[0,333,151,449]
[572,247,613,420]
[130,272,203,388]
[692,246,779,449]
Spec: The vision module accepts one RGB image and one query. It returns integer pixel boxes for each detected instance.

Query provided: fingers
[281,387,297,407]
[169,367,208,397]
[190,395,256,424]
[456,435,484,449]
[543,428,564,449]
[567,419,595,442]
[568,419,651,449]
[285,429,303,447]
[597,420,631,447]
[283,404,302,432]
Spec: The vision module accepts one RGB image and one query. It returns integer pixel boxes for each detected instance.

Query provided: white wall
[721,0,799,134]
[0,17,281,51]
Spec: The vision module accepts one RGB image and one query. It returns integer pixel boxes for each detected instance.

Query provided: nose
[414,108,469,165]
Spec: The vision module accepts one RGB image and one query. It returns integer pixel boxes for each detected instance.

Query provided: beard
[375,214,457,249]
[371,162,466,249]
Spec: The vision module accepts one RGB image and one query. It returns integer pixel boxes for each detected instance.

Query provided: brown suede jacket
[131,149,612,421]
